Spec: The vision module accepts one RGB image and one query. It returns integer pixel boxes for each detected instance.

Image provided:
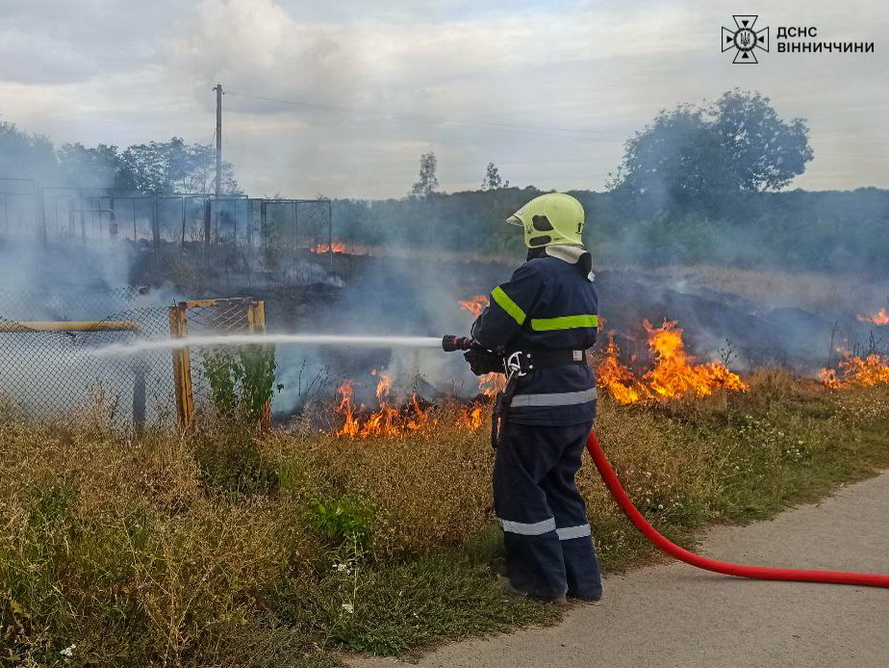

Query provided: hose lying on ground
[585,430,889,588]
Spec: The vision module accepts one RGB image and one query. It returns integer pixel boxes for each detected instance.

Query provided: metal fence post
[34,181,46,246]
[132,362,146,436]
[151,194,160,265]
[168,302,194,430]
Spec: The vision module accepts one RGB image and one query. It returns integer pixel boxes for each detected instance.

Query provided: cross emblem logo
[722,15,769,64]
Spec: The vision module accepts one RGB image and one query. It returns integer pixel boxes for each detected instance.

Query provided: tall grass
[1,375,888,667]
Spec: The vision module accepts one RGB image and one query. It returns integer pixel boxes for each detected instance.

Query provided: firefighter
[466,192,601,604]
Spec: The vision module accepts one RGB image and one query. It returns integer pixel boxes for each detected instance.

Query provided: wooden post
[168,302,194,430]
[246,300,271,431]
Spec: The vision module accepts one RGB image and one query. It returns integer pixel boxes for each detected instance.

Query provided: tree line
[0,122,239,194]
[2,90,886,275]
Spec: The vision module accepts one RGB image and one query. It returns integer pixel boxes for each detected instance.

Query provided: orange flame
[333,370,436,438]
[311,241,367,255]
[331,367,492,438]
[458,295,507,397]
[820,350,889,388]
[460,406,485,431]
[335,380,361,437]
[642,320,748,398]
[406,394,430,431]
[595,334,650,405]
[857,307,889,326]
[596,321,748,404]
[478,372,507,397]
[458,295,489,317]
[359,370,400,437]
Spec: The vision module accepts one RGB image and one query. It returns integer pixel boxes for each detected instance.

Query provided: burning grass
[596,320,748,405]
[857,307,889,326]
[820,351,889,389]
[311,241,368,256]
[331,371,487,439]
[2,378,889,667]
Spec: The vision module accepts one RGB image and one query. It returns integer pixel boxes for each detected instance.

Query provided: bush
[202,345,283,428]
[305,493,377,550]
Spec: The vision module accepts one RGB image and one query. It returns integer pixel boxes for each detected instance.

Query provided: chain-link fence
[169,298,266,427]
[0,289,264,428]
[0,288,173,425]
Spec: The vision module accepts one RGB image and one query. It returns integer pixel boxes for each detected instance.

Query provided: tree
[119,137,239,194]
[0,119,57,181]
[410,151,439,198]
[609,90,813,210]
[481,162,509,190]
[0,113,240,194]
[57,143,134,190]
[710,91,813,193]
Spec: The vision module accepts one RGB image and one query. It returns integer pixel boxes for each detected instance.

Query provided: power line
[225,90,623,143]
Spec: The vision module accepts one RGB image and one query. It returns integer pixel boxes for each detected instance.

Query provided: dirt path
[350,471,889,668]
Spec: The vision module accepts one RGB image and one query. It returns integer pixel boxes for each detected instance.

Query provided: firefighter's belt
[490,348,589,450]
[504,348,588,376]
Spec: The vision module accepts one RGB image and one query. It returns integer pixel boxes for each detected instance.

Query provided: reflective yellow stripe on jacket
[491,286,526,325]
[530,315,598,331]
[491,286,597,331]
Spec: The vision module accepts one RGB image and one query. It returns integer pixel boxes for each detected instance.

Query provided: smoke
[0,147,182,422]
[0,244,177,423]
[269,253,499,415]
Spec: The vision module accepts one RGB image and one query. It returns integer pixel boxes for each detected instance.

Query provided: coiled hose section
[585,431,889,587]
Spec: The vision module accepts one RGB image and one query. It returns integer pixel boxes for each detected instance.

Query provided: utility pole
[213,83,223,198]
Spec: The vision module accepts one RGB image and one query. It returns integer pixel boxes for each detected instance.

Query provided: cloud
[0,0,183,84]
[0,0,887,196]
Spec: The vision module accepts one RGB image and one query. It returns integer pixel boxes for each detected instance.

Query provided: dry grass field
[2,373,889,667]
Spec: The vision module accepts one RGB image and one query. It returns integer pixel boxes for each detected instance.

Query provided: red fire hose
[585,430,889,588]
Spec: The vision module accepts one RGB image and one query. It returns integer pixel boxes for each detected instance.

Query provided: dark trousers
[493,421,602,600]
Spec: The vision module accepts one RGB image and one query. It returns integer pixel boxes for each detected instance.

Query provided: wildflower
[341,603,354,614]
[60,645,76,658]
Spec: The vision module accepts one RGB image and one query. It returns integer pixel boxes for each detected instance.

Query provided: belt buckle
[505,351,532,378]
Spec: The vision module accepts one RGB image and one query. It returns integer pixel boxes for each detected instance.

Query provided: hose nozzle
[442,335,472,352]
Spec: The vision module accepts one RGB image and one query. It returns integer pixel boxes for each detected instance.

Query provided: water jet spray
[92,333,444,357]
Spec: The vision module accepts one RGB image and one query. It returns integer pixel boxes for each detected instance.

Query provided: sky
[0,0,887,199]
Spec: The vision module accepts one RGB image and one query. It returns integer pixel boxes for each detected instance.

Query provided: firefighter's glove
[464,346,503,376]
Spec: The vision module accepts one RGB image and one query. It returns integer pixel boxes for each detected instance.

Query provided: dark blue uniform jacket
[471,246,598,426]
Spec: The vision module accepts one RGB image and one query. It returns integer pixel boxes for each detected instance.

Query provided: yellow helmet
[506,193,585,248]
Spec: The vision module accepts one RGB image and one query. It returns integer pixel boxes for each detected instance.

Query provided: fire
[334,370,433,438]
[406,394,429,431]
[596,321,748,404]
[335,380,360,437]
[478,372,507,397]
[360,370,403,437]
[457,295,507,397]
[311,241,367,255]
[820,351,889,388]
[643,320,748,398]
[458,295,489,317]
[596,334,650,405]
[857,308,889,326]
[460,406,485,431]
[332,369,488,438]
